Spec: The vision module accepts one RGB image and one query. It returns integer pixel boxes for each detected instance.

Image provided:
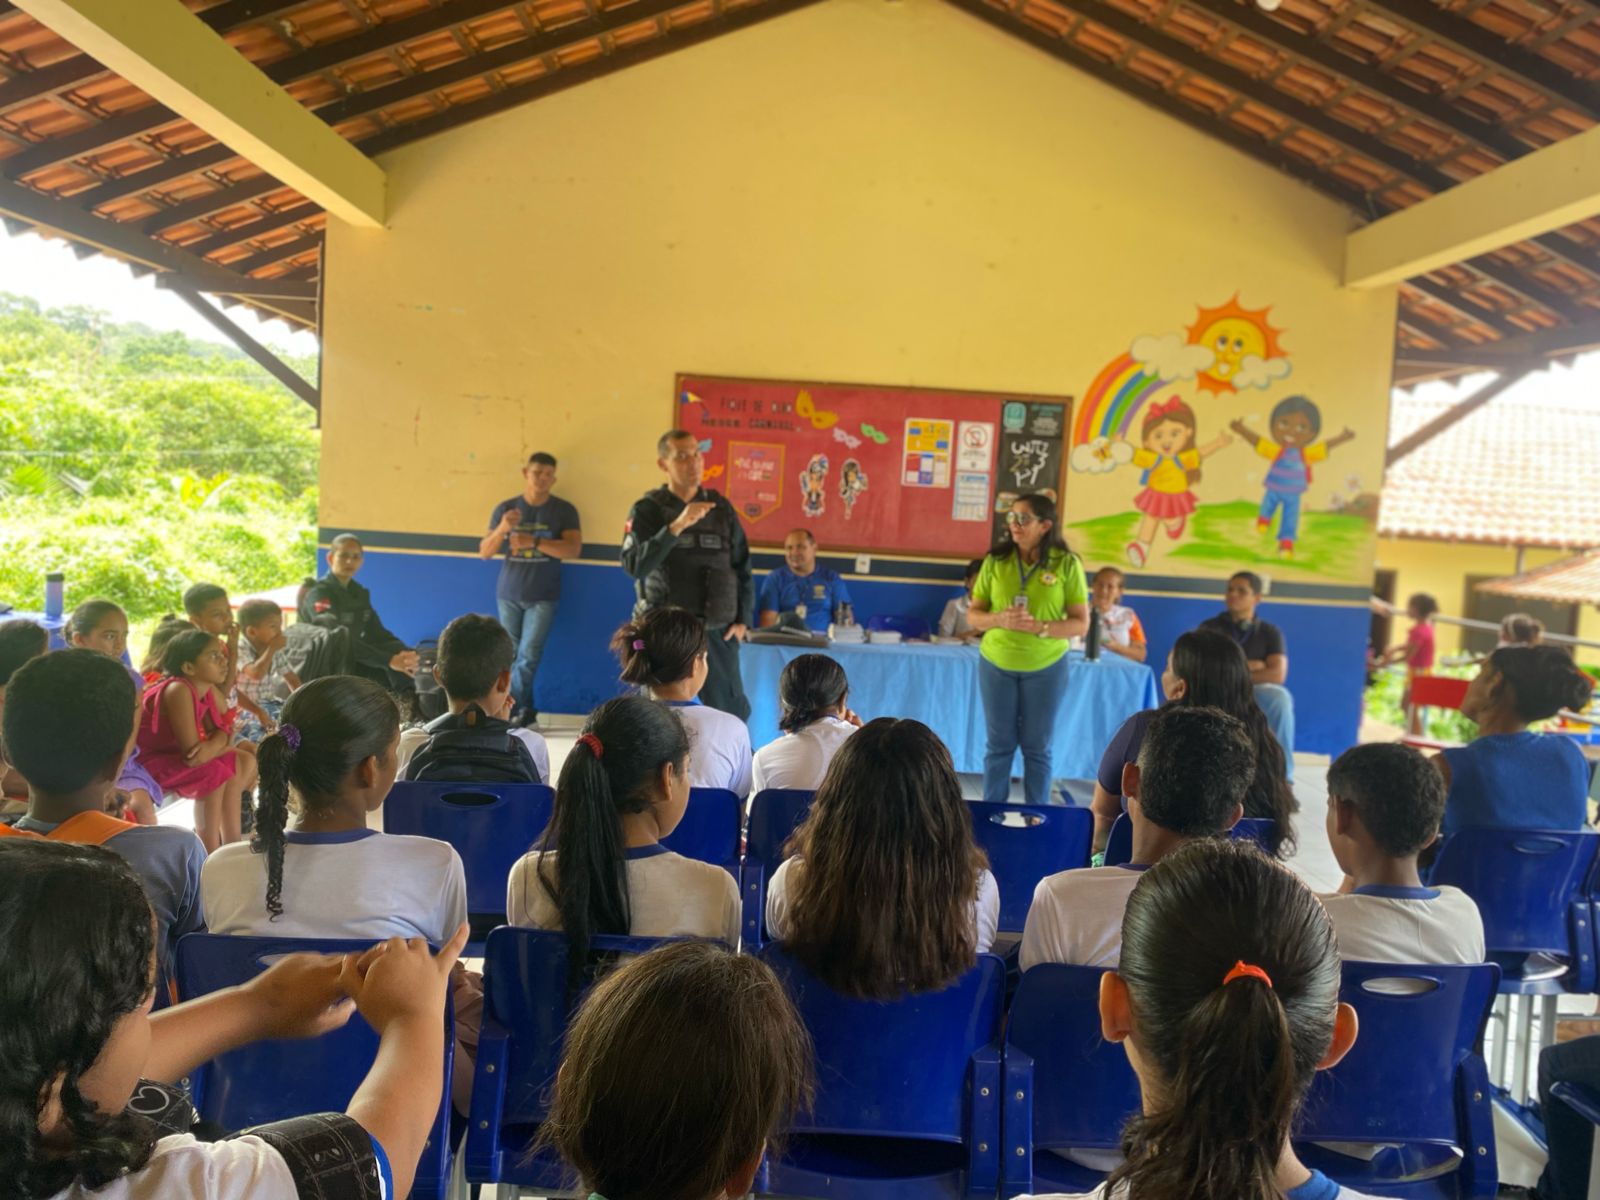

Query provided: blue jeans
[978,654,1070,806]
[497,598,557,712]
[1254,682,1296,781]
[1259,488,1304,542]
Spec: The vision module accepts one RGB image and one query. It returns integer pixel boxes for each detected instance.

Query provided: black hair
[67,600,125,642]
[330,533,363,551]
[254,676,400,919]
[0,840,160,1199]
[437,613,514,701]
[236,598,281,628]
[786,528,816,545]
[536,696,691,990]
[657,429,694,459]
[611,608,708,690]
[1406,593,1439,619]
[157,628,218,679]
[1486,645,1594,723]
[1499,613,1544,646]
[1327,742,1444,859]
[963,558,983,582]
[3,650,136,795]
[139,615,190,675]
[1108,838,1341,1200]
[527,451,558,468]
[1268,395,1323,439]
[181,582,228,618]
[1166,630,1295,855]
[540,942,813,1200]
[0,619,49,687]
[777,654,849,734]
[1094,566,1126,584]
[987,492,1077,564]
[1229,571,1265,596]
[1135,705,1254,837]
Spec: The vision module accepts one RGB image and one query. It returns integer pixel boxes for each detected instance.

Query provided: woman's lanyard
[1015,549,1046,591]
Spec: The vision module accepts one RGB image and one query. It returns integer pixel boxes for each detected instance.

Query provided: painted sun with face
[1185,296,1286,395]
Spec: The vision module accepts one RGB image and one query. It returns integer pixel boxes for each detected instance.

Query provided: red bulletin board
[674,374,1074,558]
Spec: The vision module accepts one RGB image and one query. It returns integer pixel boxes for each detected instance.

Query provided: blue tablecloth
[742,641,1160,781]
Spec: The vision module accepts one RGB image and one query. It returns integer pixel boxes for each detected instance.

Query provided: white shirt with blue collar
[1317,883,1485,966]
[665,697,753,799]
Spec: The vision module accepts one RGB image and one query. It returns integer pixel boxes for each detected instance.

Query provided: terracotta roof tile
[1476,550,1600,604]
[1380,386,1600,549]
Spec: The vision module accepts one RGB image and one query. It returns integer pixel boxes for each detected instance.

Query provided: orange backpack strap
[0,810,135,845]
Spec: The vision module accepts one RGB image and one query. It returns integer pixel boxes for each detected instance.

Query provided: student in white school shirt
[1320,742,1485,966]
[1020,705,1252,971]
[394,613,550,783]
[1019,839,1377,1200]
[752,653,861,793]
[766,718,1000,998]
[611,607,752,800]
[505,695,742,974]
[4,837,467,1200]
[202,676,467,945]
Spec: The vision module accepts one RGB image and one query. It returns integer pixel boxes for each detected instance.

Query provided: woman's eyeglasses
[1005,511,1039,526]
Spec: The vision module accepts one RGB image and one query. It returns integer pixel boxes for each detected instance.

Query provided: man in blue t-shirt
[757,528,852,634]
[479,452,582,726]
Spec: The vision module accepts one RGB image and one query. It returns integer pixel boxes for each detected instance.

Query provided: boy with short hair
[233,597,301,740]
[1321,742,1485,964]
[183,581,274,734]
[0,649,205,975]
[398,613,550,783]
[1019,705,1251,969]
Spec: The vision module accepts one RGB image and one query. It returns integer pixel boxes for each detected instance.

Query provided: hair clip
[279,723,301,751]
[1222,960,1273,989]
[577,732,604,758]
[632,639,646,650]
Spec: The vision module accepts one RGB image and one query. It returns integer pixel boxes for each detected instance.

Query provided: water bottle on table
[44,572,64,620]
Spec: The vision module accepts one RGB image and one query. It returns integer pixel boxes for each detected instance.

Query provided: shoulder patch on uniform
[313,598,332,613]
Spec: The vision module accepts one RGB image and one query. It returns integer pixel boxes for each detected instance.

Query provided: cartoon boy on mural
[1231,395,1355,560]
[1126,397,1232,569]
[839,458,868,518]
[800,453,830,519]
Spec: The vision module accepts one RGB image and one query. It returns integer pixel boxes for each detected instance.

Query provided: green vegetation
[1067,500,1372,579]
[1364,664,1479,744]
[0,294,318,625]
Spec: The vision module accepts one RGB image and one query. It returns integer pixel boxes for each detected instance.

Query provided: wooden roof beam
[12,0,385,227]
[1405,275,1526,338]
[1394,318,1600,368]
[139,171,285,235]
[184,199,320,256]
[1346,124,1600,288]
[1386,364,1537,467]
[166,280,319,411]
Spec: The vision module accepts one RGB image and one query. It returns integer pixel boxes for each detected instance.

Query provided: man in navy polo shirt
[757,528,852,634]
[479,452,582,726]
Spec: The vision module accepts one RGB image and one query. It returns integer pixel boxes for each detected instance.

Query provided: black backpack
[402,704,542,784]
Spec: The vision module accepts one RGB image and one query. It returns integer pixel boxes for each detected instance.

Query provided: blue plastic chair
[382,780,552,933]
[175,933,455,1199]
[1103,814,1274,866]
[660,786,742,877]
[866,613,933,641]
[1298,961,1501,1199]
[756,946,1004,1199]
[1001,964,1140,1197]
[464,926,688,1192]
[742,788,815,947]
[967,802,1092,933]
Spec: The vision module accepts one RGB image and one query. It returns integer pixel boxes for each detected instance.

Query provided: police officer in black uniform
[621,429,753,720]
[298,533,420,693]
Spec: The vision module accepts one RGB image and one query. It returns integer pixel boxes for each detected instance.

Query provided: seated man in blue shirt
[758,528,852,634]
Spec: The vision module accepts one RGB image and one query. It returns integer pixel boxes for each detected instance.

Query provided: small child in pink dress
[1380,593,1439,737]
[137,628,258,852]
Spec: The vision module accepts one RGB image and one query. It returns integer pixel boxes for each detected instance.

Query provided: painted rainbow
[1074,353,1169,447]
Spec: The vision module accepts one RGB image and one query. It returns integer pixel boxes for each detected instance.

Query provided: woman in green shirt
[967,493,1090,805]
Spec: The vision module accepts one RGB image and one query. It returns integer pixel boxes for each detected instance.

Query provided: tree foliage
[0,293,319,621]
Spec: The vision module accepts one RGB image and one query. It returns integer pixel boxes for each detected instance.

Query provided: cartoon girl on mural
[838,458,868,519]
[1231,396,1355,561]
[800,453,830,518]
[1126,397,1232,569]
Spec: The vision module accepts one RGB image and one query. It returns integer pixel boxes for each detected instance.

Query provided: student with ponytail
[505,695,741,984]
[611,608,752,799]
[752,653,860,792]
[201,675,466,944]
[1021,838,1368,1200]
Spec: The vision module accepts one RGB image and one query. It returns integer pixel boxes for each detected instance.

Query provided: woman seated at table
[752,654,861,793]
[1091,628,1295,857]
[1435,644,1594,834]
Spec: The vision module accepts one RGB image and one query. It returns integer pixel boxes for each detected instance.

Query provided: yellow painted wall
[320,0,1396,584]
[1375,537,1600,655]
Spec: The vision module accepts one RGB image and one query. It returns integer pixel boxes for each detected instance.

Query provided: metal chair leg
[1492,996,1511,1089]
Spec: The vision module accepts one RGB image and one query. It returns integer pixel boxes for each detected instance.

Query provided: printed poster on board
[991,401,1068,545]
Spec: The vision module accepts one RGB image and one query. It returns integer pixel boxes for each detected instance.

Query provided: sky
[3,221,1598,410]
[0,225,320,357]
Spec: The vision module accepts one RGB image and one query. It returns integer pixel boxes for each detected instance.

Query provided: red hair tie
[577,732,604,758]
[1222,960,1273,989]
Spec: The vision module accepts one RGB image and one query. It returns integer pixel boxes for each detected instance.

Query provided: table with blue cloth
[742,641,1160,783]
[4,610,68,648]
